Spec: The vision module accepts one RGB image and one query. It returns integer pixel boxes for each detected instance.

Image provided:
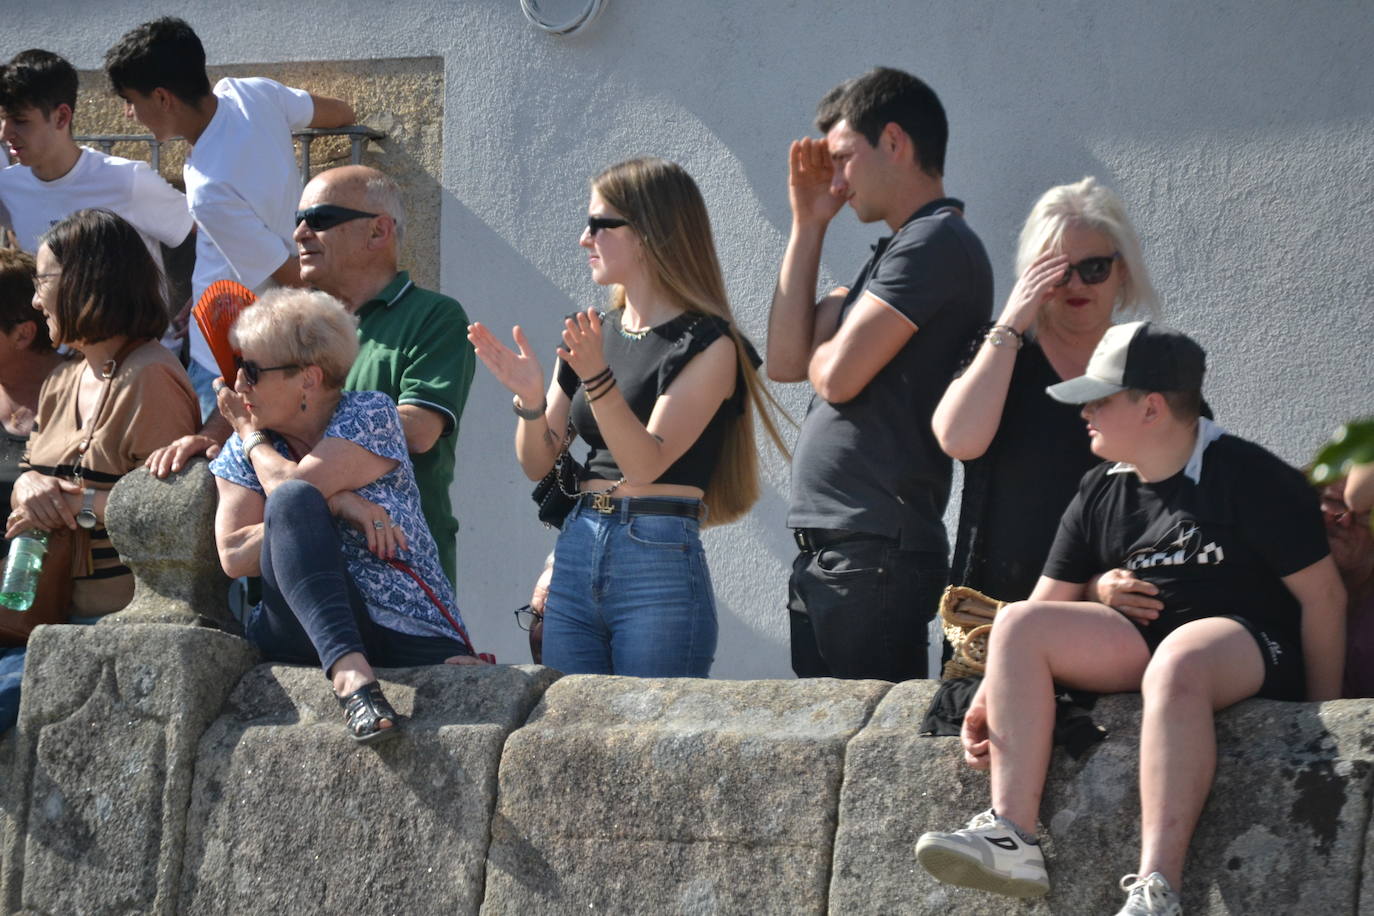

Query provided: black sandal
[337,682,403,745]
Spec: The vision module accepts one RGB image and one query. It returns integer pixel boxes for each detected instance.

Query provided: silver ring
[389,522,400,529]
[372,520,385,531]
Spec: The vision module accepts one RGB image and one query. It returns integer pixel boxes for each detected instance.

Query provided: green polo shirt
[345,271,474,586]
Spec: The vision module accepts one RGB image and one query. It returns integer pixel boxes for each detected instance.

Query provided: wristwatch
[76,487,97,530]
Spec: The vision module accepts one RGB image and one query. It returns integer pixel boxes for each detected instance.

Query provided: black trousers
[787,532,945,682]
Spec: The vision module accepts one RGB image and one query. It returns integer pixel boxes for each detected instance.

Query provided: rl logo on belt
[592,493,615,514]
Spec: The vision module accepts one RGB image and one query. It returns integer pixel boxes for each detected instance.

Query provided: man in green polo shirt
[294,165,474,585]
[147,165,474,587]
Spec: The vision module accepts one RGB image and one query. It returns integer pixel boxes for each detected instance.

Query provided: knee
[984,600,1049,660]
[264,479,327,525]
[992,600,1046,640]
[1141,642,1209,701]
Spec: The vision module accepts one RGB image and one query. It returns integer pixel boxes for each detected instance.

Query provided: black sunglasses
[1058,253,1120,286]
[294,204,379,232]
[235,356,301,386]
[587,215,630,236]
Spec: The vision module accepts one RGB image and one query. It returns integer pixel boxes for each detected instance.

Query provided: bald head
[294,165,407,308]
[304,165,406,246]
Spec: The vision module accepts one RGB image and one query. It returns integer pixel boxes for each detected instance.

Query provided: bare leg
[986,601,1152,833]
[1136,618,1263,887]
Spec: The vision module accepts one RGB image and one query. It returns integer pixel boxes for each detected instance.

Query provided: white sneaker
[1115,872,1182,915]
[915,809,1050,898]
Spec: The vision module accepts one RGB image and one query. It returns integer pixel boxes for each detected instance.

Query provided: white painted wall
[13,1,1373,677]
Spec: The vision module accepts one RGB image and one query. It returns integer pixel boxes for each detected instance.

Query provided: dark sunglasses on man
[1057,253,1120,286]
[295,204,379,232]
[586,215,630,236]
[235,355,301,386]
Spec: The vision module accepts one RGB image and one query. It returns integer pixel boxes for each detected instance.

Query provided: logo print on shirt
[1125,520,1226,571]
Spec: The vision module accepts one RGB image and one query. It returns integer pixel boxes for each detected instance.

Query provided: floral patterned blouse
[209,390,466,641]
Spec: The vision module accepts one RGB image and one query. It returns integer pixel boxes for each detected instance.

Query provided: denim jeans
[248,480,468,676]
[186,359,221,424]
[0,647,25,734]
[788,534,945,681]
[543,499,717,677]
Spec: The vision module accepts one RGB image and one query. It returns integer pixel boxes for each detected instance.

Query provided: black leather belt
[792,528,876,553]
[577,493,705,520]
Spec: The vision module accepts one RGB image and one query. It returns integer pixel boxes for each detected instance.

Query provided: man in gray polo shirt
[767,67,992,681]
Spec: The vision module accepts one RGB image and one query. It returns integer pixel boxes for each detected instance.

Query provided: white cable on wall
[519,0,606,36]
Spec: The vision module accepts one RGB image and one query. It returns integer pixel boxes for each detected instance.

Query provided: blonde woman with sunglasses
[933,177,1160,603]
[470,157,787,677]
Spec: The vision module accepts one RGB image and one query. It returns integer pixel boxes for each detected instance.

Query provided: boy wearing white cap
[915,322,1346,915]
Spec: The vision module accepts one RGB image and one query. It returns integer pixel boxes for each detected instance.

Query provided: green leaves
[1311,418,1374,485]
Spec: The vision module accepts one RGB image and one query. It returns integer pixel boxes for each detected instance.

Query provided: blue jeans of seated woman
[248,479,468,676]
[543,498,717,677]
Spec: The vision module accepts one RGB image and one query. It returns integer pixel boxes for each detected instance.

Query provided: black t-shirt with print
[1043,434,1329,648]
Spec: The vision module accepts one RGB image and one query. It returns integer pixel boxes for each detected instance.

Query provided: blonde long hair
[592,157,790,526]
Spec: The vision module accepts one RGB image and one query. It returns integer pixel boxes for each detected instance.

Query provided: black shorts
[1142,613,1305,701]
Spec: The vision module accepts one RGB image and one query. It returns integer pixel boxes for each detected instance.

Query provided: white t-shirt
[0,147,192,257]
[184,77,314,371]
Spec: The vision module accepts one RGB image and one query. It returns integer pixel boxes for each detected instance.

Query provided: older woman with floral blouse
[209,288,481,745]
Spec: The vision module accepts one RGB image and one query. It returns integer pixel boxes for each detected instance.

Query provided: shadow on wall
[75,57,445,292]
[442,190,583,668]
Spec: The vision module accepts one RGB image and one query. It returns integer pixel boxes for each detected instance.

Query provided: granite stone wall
[4,624,1372,915]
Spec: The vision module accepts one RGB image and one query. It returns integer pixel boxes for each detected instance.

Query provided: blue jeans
[543,499,717,677]
[0,647,24,734]
[186,359,220,423]
[788,534,945,681]
[248,480,468,676]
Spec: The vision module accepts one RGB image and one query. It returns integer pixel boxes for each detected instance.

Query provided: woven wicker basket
[938,585,1007,680]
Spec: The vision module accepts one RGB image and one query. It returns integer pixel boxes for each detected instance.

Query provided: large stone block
[102,461,235,631]
[0,623,258,915]
[831,687,1374,915]
[180,662,558,915]
[482,676,892,915]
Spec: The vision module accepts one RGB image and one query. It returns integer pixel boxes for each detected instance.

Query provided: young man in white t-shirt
[0,49,192,272]
[103,17,354,416]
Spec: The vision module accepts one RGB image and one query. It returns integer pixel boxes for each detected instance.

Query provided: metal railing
[72,124,386,183]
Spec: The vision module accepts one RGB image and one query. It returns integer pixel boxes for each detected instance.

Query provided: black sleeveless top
[556,309,757,491]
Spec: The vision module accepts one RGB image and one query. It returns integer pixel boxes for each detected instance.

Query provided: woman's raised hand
[556,308,608,381]
[998,250,1071,334]
[213,379,257,439]
[468,322,545,407]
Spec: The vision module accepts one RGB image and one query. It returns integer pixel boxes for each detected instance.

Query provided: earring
[300,393,308,413]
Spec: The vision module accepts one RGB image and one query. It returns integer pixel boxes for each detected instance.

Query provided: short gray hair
[364,173,406,248]
[1016,176,1160,321]
[230,287,359,389]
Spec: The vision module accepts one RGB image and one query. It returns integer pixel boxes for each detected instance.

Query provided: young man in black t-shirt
[915,322,1346,915]
[766,67,992,682]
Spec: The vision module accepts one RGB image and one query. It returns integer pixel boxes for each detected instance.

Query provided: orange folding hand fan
[192,280,256,381]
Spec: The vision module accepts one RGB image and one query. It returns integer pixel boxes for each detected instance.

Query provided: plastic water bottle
[0,530,49,611]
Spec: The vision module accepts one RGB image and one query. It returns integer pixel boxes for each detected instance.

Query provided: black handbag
[532,423,581,529]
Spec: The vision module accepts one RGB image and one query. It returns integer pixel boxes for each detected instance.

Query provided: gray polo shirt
[787,198,993,552]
